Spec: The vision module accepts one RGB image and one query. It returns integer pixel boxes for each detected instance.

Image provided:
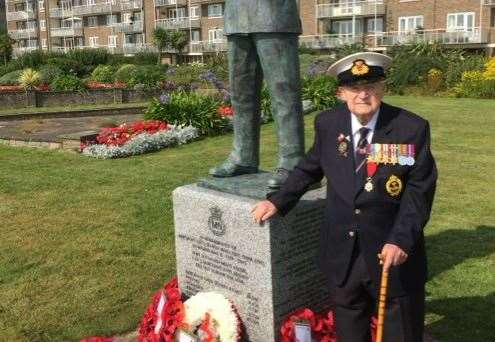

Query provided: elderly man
[208,0,305,188]
[252,52,437,341]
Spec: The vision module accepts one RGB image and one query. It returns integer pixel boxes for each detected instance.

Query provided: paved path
[0,113,143,142]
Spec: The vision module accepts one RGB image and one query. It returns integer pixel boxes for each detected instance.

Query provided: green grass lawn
[0,96,494,341]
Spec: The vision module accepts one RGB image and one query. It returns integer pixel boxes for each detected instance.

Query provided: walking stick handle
[376,256,389,342]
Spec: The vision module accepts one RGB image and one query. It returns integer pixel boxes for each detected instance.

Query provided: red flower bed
[0,85,23,92]
[217,105,234,117]
[34,83,50,92]
[95,120,169,146]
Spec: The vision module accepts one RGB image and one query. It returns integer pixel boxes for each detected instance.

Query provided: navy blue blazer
[268,102,437,297]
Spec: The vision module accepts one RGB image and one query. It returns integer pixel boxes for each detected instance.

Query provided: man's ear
[336,87,345,102]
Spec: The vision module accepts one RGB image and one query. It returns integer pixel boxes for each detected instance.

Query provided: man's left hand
[379,244,408,271]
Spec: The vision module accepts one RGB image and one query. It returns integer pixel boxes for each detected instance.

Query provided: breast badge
[386,175,403,197]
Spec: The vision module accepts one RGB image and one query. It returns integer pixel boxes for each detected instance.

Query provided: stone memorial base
[173,177,330,341]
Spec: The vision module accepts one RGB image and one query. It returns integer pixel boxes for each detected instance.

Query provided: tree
[0,31,15,66]
[153,28,189,65]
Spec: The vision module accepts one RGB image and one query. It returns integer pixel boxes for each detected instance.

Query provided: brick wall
[300,0,317,36]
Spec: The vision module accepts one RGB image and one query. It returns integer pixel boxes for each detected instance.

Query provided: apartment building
[5,0,495,58]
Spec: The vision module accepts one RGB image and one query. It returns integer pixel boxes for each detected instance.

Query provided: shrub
[453,70,495,98]
[115,64,138,83]
[38,65,63,84]
[65,48,110,67]
[483,57,495,80]
[426,68,444,93]
[134,51,160,65]
[19,68,41,90]
[0,69,23,85]
[144,91,229,136]
[91,65,116,83]
[445,54,486,88]
[46,57,84,76]
[302,75,338,110]
[127,65,166,90]
[50,74,84,91]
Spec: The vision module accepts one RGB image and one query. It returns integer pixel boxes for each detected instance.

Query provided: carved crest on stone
[208,206,226,236]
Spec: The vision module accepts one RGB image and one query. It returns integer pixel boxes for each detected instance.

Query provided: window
[122,13,132,23]
[168,8,186,19]
[39,0,44,11]
[367,18,383,34]
[208,4,223,18]
[106,14,118,26]
[447,12,475,32]
[105,0,115,4]
[89,36,98,47]
[190,6,200,19]
[27,20,37,30]
[40,20,46,30]
[331,20,362,35]
[191,30,200,42]
[88,16,98,27]
[42,39,47,48]
[108,35,117,47]
[398,16,424,33]
[208,28,223,42]
[133,12,142,22]
[27,39,37,48]
[87,0,96,5]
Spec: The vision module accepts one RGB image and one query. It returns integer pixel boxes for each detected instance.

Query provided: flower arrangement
[217,105,234,118]
[182,292,242,342]
[138,277,185,342]
[95,120,169,146]
[81,124,198,159]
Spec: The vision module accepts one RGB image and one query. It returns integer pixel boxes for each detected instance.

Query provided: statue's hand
[251,200,278,224]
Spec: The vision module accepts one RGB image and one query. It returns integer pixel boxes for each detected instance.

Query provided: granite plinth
[173,184,329,342]
[197,172,275,199]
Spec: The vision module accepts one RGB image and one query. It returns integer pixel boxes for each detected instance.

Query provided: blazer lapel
[354,102,395,198]
[331,106,355,205]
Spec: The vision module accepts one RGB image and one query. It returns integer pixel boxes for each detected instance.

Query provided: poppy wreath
[281,308,379,342]
[138,277,185,342]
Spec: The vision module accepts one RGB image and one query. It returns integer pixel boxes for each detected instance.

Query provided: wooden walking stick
[376,255,389,342]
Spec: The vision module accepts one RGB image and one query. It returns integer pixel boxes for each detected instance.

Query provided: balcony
[13,46,38,57]
[51,27,84,37]
[299,34,364,49]
[120,0,143,11]
[376,28,488,46]
[112,21,144,33]
[190,40,227,53]
[155,17,200,29]
[483,0,495,5]
[8,28,38,39]
[50,7,73,18]
[316,1,384,19]
[155,0,187,7]
[6,10,36,21]
[72,2,113,16]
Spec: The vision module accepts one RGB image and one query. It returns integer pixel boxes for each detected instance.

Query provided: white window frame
[367,17,383,34]
[191,30,200,42]
[108,35,117,47]
[106,14,118,26]
[447,12,475,32]
[122,12,132,23]
[89,36,98,47]
[208,28,223,42]
[42,38,47,48]
[87,0,96,6]
[38,0,44,11]
[168,7,186,19]
[332,19,362,36]
[40,19,46,31]
[88,16,98,27]
[398,15,424,33]
[190,6,200,19]
[207,4,223,18]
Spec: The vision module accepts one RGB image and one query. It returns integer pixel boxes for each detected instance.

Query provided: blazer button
[349,231,355,237]
[355,208,361,214]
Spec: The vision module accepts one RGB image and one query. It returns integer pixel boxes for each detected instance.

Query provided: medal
[386,175,403,197]
[398,144,408,165]
[407,144,415,166]
[365,159,378,192]
[390,144,398,165]
[338,141,348,156]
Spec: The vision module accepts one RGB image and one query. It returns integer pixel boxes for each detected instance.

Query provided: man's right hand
[251,200,278,224]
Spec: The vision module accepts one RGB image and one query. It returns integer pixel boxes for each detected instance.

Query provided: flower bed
[82,120,198,159]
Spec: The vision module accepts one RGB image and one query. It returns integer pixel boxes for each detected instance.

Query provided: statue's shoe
[209,160,258,177]
[267,168,290,189]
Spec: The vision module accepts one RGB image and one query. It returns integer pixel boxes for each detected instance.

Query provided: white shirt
[351,110,379,155]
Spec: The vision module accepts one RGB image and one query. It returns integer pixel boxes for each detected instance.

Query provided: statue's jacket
[224,0,302,35]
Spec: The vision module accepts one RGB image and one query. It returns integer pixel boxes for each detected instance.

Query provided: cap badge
[351,59,370,76]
